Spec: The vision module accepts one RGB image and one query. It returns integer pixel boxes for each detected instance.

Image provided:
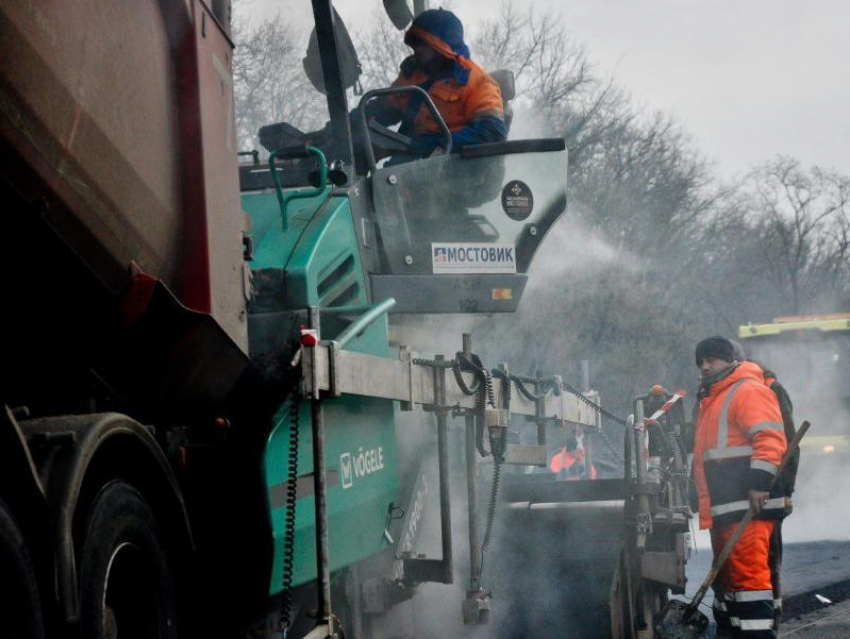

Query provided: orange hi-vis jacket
[386,59,504,137]
[549,447,598,480]
[367,11,506,155]
[693,362,787,529]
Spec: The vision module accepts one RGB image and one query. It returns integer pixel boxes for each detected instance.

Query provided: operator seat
[489,69,516,133]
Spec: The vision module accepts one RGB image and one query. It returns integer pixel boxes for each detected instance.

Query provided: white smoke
[745,337,850,543]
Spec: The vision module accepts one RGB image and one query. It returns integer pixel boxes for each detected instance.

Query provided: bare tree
[747,156,850,313]
[354,8,409,91]
[471,2,623,161]
[232,4,328,151]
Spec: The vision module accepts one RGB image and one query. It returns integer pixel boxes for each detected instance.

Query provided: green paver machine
[237,2,694,638]
[0,0,692,637]
[236,0,575,633]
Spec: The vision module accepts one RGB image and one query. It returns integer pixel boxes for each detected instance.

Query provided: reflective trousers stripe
[730,590,774,602]
[730,618,774,631]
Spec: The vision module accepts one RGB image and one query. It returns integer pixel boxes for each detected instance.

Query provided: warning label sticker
[431,243,517,274]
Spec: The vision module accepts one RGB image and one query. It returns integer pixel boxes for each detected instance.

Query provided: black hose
[508,372,550,402]
[452,353,482,395]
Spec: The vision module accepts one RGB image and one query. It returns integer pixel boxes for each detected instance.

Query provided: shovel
[655,421,810,639]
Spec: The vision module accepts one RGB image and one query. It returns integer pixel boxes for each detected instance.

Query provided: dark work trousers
[769,520,783,628]
[712,586,732,638]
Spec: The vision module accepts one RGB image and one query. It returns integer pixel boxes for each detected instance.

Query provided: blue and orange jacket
[368,9,506,155]
[693,361,787,529]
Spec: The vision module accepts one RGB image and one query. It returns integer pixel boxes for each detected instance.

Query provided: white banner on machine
[431,242,517,274]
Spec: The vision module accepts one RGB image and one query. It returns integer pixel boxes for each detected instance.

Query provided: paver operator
[692,336,788,639]
[365,9,507,160]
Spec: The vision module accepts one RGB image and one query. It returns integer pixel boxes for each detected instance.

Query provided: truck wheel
[78,481,178,639]
[0,497,45,639]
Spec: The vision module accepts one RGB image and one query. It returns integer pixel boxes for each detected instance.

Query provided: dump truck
[0,1,691,638]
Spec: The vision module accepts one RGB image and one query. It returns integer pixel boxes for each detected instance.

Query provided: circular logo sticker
[501,180,534,221]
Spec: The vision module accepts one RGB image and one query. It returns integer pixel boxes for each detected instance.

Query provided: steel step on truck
[0,1,692,638]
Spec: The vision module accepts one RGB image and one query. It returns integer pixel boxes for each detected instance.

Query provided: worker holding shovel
[691,336,788,638]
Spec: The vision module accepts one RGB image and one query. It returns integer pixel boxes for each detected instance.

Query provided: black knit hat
[695,336,736,366]
[729,339,746,361]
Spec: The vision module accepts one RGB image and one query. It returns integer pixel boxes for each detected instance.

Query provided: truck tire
[78,481,178,639]
[0,497,45,639]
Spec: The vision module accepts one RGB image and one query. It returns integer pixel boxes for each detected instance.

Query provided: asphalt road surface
[682,540,850,638]
[781,597,850,638]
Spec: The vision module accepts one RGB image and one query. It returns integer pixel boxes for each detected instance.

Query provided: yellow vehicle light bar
[739,316,850,339]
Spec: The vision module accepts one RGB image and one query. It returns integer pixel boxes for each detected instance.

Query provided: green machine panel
[243,188,370,312]
[242,187,400,593]
[264,395,398,592]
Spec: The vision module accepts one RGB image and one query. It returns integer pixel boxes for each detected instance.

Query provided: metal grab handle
[357,86,453,171]
[335,298,396,348]
[268,145,329,232]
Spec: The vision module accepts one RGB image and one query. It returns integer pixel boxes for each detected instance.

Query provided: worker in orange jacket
[692,336,787,639]
[729,341,798,628]
[549,432,597,480]
[365,9,506,159]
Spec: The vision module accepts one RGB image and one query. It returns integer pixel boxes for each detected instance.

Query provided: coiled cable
[279,394,300,636]
[480,368,509,572]
[480,459,501,558]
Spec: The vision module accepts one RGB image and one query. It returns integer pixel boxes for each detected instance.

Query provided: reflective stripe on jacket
[549,447,597,480]
[693,361,787,529]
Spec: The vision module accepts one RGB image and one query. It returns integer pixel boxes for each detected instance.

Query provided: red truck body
[0,0,246,351]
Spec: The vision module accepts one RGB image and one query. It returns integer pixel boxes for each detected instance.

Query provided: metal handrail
[268,145,329,232]
[335,298,397,348]
[357,86,452,171]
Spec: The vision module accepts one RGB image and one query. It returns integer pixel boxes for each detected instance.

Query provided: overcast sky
[247,0,850,179]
